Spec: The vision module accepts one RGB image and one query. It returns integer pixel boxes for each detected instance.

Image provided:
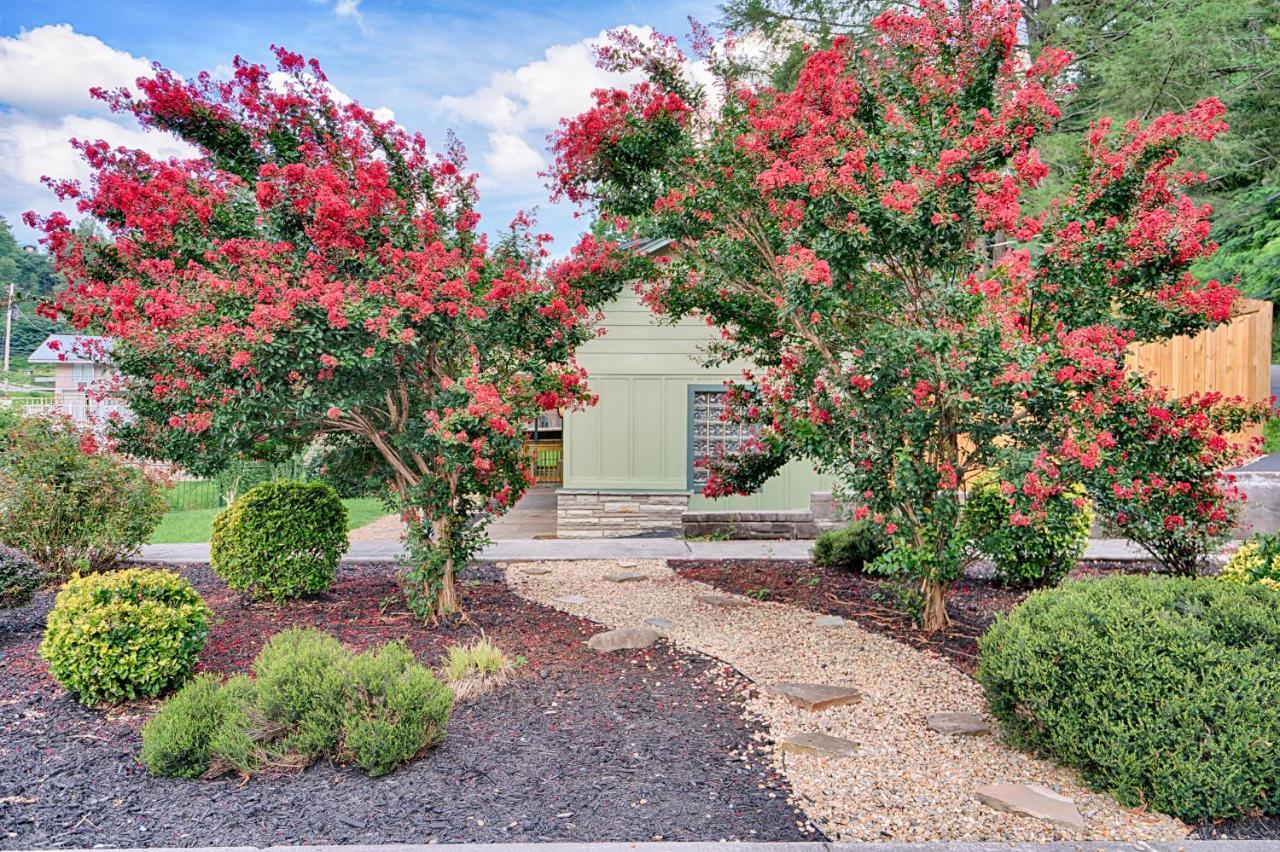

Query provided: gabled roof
[621,237,673,255]
[27,335,113,364]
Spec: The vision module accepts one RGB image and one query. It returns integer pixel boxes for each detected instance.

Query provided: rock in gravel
[522,566,552,575]
[697,593,751,608]
[644,616,675,630]
[927,712,989,736]
[587,626,660,653]
[617,560,639,568]
[778,732,858,758]
[975,783,1085,832]
[813,615,845,627]
[555,594,589,605]
[771,682,862,712]
[604,571,647,582]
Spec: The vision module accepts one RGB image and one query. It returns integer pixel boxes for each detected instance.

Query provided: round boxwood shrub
[963,474,1092,587]
[1221,532,1280,592]
[210,480,348,602]
[977,575,1280,821]
[39,568,212,704]
[0,544,44,609]
[812,520,886,572]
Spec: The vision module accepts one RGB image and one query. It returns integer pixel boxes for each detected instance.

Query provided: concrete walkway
[136,537,1156,565]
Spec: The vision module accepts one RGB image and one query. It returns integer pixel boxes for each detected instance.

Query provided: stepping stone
[697,593,751,608]
[975,783,1085,832]
[555,594,588,605]
[604,571,646,582]
[522,567,552,576]
[778,732,858,758]
[587,626,660,653]
[644,617,675,630]
[772,682,862,712]
[927,711,989,736]
[617,560,639,568]
[813,615,845,627]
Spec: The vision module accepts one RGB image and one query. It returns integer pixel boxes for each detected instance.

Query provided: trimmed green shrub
[141,627,454,780]
[0,408,167,575]
[963,474,1093,587]
[978,575,1280,821]
[812,520,886,572]
[39,568,211,704]
[0,544,44,608]
[210,480,348,602]
[1221,532,1280,592]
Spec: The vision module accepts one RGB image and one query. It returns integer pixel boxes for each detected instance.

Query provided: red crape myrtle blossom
[550,1,1270,631]
[29,48,646,621]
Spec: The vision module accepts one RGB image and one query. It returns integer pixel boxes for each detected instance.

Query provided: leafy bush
[39,568,211,704]
[978,575,1280,821]
[210,480,348,602]
[0,409,167,575]
[141,627,454,780]
[0,544,44,608]
[812,520,886,572]
[1221,532,1280,592]
[963,474,1093,587]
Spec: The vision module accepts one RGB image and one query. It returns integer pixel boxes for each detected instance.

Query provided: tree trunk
[920,577,951,632]
[429,516,460,620]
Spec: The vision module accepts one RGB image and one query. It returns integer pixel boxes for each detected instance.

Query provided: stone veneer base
[556,490,690,539]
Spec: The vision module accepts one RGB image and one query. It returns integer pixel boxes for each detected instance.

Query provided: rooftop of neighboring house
[27,334,113,364]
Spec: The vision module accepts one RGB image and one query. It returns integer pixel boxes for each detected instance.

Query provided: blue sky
[0,0,718,250]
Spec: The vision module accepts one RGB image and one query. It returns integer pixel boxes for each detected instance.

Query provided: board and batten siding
[564,286,829,511]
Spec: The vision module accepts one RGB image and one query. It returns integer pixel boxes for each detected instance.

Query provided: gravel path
[506,559,1189,844]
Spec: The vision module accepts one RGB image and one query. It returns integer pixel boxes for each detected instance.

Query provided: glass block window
[689,388,754,489]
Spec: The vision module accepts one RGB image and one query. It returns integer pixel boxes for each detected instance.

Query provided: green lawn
[149,498,390,544]
[1265,418,1280,454]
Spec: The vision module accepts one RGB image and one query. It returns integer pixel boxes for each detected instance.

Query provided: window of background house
[72,363,94,388]
[688,387,755,490]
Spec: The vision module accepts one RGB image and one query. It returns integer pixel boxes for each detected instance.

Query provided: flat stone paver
[696,593,752,608]
[779,731,858,758]
[586,626,660,653]
[554,594,588,605]
[604,571,647,582]
[772,682,863,712]
[644,616,675,630]
[814,615,845,627]
[975,783,1085,832]
[521,566,552,575]
[927,712,990,736]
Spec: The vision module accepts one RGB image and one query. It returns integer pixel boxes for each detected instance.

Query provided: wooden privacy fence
[1127,297,1273,438]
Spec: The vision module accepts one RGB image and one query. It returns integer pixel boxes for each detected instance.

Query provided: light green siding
[565,286,830,510]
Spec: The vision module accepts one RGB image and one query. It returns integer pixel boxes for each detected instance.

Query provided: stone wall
[681,492,846,540]
[556,490,689,539]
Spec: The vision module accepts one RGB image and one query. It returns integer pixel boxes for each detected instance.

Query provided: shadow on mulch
[670,556,1279,842]
[0,562,814,850]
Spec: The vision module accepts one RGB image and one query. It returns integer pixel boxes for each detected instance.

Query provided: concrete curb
[10,842,1280,852]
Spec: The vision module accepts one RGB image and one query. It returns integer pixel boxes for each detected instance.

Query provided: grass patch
[1264,418,1280,454]
[442,638,517,700]
[150,498,388,544]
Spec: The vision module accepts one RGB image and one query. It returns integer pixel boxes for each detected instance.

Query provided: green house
[556,240,837,538]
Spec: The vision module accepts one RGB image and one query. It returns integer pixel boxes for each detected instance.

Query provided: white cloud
[334,0,362,19]
[442,27,649,137]
[0,24,152,117]
[482,132,546,186]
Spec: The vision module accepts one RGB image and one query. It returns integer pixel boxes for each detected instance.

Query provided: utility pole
[2,280,13,375]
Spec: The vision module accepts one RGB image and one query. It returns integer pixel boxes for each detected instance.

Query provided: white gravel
[505,559,1189,844]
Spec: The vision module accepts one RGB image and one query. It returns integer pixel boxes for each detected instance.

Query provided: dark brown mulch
[671,557,1280,841]
[0,563,815,850]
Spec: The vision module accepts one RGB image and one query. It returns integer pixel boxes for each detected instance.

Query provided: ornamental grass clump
[978,575,1280,822]
[39,568,211,704]
[141,627,453,779]
[443,637,516,699]
[210,480,348,603]
[1221,532,1280,591]
[552,2,1269,629]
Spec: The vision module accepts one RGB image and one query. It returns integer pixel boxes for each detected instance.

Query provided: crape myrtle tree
[29,48,644,620]
[549,2,1270,630]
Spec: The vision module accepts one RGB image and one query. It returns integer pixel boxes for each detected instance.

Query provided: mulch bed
[0,563,813,849]
[672,557,1280,841]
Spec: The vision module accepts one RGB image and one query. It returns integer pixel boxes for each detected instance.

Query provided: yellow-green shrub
[39,568,211,704]
[1221,533,1280,591]
[963,474,1093,587]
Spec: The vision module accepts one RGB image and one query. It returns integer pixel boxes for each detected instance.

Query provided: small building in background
[25,334,127,422]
